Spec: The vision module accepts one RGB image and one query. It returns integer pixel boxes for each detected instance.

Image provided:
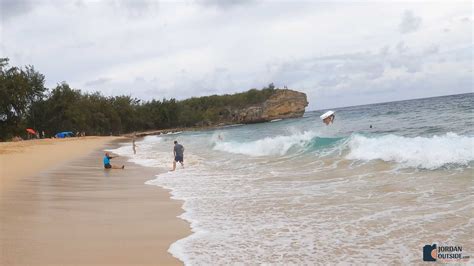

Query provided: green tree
[0,58,46,140]
[1,58,284,141]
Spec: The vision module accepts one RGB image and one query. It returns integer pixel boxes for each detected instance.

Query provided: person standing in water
[132,132,137,155]
[323,114,335,125]
[103,152,124,169]
[320,111,335,125]
[171,140,184,171]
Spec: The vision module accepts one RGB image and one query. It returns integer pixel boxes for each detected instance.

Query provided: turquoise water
[111,93,473,264]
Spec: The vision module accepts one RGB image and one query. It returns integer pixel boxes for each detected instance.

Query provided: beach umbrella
[26,128,36,135]
[55,131,74,138]
[61,131,73,137]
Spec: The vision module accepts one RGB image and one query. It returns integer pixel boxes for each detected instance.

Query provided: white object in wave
[320,110,335,120]
[166,131,182,135]
[270,119,282,122]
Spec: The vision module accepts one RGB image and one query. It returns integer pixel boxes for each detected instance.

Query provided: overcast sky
[1,0,472,110]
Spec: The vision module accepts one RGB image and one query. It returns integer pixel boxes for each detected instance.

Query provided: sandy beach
[0,137,190,265]
[0,137,116,190]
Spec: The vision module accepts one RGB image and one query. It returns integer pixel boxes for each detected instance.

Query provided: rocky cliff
[229,89,308,124]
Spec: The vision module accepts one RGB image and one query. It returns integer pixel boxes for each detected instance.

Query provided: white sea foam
[146,153,473,265]
[213,131,316,156]
[346,132,474,169]
[113,128,473,265]
[107,135,169,168]
[165,131,182,135]
[213,131,474,169]
[136,95,474,264]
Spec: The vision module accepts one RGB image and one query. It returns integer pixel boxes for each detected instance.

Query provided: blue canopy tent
[55,131,74,138]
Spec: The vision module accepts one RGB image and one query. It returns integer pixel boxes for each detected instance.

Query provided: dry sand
[0,137,190,265]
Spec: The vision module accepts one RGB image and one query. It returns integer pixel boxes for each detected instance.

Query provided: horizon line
[309,91,473,112]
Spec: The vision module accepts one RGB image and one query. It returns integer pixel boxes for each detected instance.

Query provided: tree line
[0,58,277,141]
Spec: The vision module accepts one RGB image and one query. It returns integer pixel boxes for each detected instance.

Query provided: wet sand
[0,139,190,265]
[0,137,117,190]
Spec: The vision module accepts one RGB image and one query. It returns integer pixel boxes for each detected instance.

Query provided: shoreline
[122,124,245,138]
[0,137,190,265]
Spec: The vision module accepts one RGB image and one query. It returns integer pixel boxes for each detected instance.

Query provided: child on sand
[103,152,124,169]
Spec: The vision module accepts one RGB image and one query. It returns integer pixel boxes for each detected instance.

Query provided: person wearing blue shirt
[103,152,124,169]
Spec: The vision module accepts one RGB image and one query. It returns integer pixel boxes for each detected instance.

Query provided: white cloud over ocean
[1,0,472,110]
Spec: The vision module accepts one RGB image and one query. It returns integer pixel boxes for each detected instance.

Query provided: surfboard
[320,110,335,120]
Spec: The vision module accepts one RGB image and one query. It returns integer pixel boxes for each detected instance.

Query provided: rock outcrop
[131,89,309,135]
[229,89,308,124]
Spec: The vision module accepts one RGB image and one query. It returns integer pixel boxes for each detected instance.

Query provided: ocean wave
[106,135,165,167]
[212,130,473,169]
[164,131,182,135]
[212,131,317,156]
[346,132,474,169]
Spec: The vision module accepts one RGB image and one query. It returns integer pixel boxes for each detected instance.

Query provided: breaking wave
[212,131,317,156]
[346,132,474,169]
[212,131,473,169]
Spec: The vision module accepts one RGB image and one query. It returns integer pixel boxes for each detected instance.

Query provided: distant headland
[0,58,308,141]
[184,86,308,126]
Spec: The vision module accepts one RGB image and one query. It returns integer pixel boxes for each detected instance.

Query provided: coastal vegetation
[0,58,279,141]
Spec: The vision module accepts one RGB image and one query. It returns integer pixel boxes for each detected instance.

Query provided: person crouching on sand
[103,152,124,169]
[171,140,184,171]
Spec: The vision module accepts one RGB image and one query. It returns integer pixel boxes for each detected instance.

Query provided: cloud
[395,41,408,54]
[1,1,471,110]
[265,41,469,109]
[0,0,34,21]
[84,77,112,87]
[110,0,160,18]
[197,0,257,9]
[460,16,471,23]
[399,10,422,34]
